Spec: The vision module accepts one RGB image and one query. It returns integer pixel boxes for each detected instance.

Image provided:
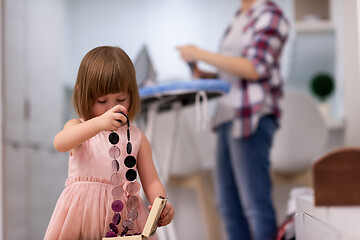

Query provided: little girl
[44,46,174,239]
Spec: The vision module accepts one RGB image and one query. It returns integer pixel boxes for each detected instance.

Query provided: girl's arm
[137,132,174,226]
[54,105,127,152]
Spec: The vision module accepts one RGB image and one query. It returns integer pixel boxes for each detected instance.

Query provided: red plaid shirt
[215,0,289,138]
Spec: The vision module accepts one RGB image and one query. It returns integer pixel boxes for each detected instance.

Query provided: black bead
[127,129,130,141]
[127,142,132,154]
[118,111,130,128]
[124,156,136,168]
[109,132,119,145]
[125,169,137,181]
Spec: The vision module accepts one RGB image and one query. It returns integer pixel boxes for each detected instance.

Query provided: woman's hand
[176,45,202,62]
[148,202,175,227]
[177,44,259,80]
[96,105,128,131]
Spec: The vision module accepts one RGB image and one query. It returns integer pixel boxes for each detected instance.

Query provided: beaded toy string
[105,112,141,238]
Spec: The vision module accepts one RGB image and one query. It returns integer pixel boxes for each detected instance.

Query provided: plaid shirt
[214,0,289,138]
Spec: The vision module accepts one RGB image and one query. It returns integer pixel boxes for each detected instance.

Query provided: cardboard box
[103,196,167,240]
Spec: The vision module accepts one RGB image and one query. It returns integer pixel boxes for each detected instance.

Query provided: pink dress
[44,123,155,240]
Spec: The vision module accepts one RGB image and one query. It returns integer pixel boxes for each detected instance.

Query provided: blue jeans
[215,115,278,240]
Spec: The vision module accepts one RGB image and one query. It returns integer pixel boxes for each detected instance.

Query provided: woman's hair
[73,46,140,121]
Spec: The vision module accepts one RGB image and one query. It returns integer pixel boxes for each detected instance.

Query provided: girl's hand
[148,202,174,227]
[97,105,128,131]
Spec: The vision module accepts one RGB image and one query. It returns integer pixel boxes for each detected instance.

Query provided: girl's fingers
[117,114,126,123]
[114,113,127,126]
[147,203,174,227]
[159,214,171,226]
[164,207,174,222]
[159,203,174,226]
[112,104,128,115]
[161,204,171,218]
[113,121,121,129]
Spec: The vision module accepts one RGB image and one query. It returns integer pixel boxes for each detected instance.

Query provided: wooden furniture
[169,170,222,240]
[313,147,360,206]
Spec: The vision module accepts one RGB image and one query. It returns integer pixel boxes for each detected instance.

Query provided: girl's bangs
[92,62,130,98]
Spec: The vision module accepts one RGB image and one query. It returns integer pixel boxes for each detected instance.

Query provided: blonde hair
[73,46,140,121]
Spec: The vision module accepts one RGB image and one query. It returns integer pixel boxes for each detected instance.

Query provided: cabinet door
[3,1,28,238]
[295,212,339,240]
[3,0,67,239]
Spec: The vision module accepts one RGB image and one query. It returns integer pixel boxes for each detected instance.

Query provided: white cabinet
[294,0,333,32]
[295,194,360,240]
[3,0,67,239]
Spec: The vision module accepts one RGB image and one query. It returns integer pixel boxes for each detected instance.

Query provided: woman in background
[177,0,289,239]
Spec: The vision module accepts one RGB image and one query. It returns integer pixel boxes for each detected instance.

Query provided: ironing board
[140,79,230,112]
[139,79,230,148]
[138,79,230,240]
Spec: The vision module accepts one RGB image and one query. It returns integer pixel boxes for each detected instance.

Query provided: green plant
[310,73,335,102]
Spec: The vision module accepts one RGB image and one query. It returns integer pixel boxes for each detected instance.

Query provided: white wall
[338,0,360,145]
[63,0,291,88]
[63,0,239,86]
[0,0,4,238]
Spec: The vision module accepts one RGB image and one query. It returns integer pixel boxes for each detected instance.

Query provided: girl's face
[91,92,130,117]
